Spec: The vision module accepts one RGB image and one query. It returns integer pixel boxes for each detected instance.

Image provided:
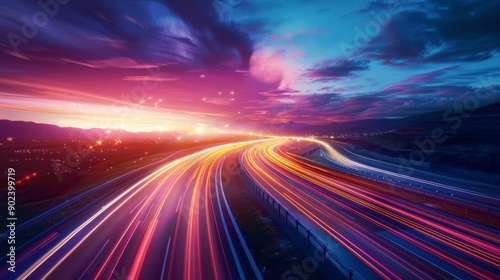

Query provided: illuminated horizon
[1,0,499,133]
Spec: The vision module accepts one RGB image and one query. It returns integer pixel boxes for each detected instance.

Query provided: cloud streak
[0,0,499,132]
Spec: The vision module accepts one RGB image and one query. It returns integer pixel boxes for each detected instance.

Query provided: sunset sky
[1,0,499,133]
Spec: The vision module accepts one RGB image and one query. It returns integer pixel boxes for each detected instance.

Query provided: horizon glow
[0,0,499,133]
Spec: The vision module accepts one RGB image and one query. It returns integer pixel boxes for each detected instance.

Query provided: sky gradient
[1,0,499,133]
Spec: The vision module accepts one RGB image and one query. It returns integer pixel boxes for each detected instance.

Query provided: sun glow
[195,127,206,134]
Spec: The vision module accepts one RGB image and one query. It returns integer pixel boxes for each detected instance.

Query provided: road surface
[240,139,500,279]
[3,138,498,279]
[2,141,260,280]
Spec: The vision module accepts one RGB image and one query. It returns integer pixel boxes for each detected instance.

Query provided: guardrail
[216,159,263,280]
[0,155,175,256]
[291,149,500,227]
[327,141,497,191]
[297,146,318,157]
[237,156,363,280]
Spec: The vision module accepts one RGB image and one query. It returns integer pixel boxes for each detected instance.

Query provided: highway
[1,142,261,280]
[240,139,500,279]
[2,138,498,279]
[313,139,499,209]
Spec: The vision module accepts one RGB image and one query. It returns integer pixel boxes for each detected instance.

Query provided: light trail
[4,141,262,280]
[3,138,497,280]
[240,139,500,279]
[311,138,499,207]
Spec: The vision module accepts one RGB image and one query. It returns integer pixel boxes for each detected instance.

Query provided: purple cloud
[309,59,370,79]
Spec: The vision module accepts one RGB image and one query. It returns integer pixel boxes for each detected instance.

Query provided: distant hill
[288,101,500,136]
[392,101,500,140]
[2,101,499,140]
[332,101,500,181]
[0,120,178,141]
[287,116,427,135]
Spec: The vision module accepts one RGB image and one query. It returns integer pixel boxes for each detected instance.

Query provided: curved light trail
[2,141,261,280]
[2,138,498,280]
[240,139,500,279]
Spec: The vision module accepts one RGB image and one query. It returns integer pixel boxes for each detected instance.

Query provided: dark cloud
[1,0,499,130]
[259,88,301,96]
[360,0,500,65]
[0,0,253,70]
[159,0,254,68]
[247,65,500,126]
[353,0,404,16]
[309,59,370,78]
